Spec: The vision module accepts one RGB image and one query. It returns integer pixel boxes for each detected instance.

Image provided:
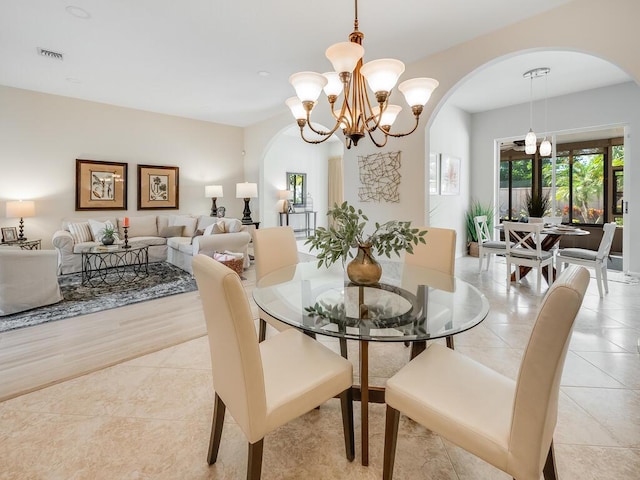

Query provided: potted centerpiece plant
[465,200,494,257]
[525,191,550,222]
[100,224,118,245]
[305,202,427,285]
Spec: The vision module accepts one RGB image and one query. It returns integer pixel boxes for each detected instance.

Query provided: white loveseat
[52,215,251,275]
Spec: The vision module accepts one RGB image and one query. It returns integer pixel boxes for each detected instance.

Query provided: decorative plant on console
[305,201,427,286]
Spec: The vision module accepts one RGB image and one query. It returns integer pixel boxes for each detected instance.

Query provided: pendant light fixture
[539,68,552,157]
[523,67,550,156]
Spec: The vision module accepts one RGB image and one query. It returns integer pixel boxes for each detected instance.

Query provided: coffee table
[81,245,149,287]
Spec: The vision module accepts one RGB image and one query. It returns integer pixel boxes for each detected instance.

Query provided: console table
[278,211,317,238]
[0,239,41,250]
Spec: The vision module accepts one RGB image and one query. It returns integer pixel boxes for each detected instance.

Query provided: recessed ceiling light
[257,71,270,77]
[65,5,91,19]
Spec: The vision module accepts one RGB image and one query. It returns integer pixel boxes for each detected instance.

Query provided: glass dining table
[253,260,490,466]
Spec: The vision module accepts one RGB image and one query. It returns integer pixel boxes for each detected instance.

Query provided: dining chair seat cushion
[260,328,353,434]
[481,240,509,249]
[510,249,553,260]
[558,248,598,261]
[386,343,515,470]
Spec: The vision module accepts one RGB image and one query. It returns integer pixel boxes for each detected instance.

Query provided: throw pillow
[159,225,184,238]
[168,215,198,237]
[203,223,217,236]
[224,218,242,233]
[68,222,93,243]
[212,222,227,234]
[88,219,118,241]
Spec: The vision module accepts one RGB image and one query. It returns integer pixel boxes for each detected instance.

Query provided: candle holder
[122,226,131,248]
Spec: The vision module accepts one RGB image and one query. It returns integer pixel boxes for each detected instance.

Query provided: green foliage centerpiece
[305,202,427,285]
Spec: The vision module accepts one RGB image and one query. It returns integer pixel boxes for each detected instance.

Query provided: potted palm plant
[305,202,427,285]
[465,201,494,257]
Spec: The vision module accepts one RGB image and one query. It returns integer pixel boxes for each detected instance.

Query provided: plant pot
[468,241,479,257]
[102,235,115,245]
[347,244,382,286]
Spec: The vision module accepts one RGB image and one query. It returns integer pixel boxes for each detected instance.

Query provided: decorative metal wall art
[357,151,401,203]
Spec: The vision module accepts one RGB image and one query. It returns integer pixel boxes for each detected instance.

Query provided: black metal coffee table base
[81,246,149,287]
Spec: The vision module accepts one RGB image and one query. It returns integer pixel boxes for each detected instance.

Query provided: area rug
[0,262,198,333]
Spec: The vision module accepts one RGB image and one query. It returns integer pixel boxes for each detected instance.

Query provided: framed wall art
[1,227,18,243]
[429,153,440,195]
[137,164,179,210]
[76,159,128,211]
[440,154,461,196]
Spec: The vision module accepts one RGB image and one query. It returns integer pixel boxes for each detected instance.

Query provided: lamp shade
[285,97,306,120]
[236,182,258,198]
[6,200,35,218]
[399,77,439,107]
[205,185,223,198]
[289,71,328,103]
[360,58,405,93]
[325,42,364,74]
[372,105,402,128]
[539,139,552,157]
[322,72,344,98]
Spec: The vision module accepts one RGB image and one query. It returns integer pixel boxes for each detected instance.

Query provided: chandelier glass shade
[286,0,438,149]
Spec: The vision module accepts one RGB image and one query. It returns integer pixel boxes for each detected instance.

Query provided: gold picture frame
[76,159,128,211]
[137,164,179,210]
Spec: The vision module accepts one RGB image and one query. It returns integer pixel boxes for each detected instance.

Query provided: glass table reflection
[253,261,490,465]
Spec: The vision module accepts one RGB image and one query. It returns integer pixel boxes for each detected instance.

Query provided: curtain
[328,155,344,213]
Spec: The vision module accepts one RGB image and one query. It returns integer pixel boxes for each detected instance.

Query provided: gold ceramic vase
[347,244,382,286]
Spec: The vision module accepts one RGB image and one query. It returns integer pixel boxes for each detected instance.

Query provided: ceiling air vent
[37,48,64,61]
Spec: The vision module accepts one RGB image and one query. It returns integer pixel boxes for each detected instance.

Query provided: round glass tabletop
[253,261,489,342]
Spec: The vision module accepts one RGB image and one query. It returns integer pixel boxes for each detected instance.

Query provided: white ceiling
[0,0,631,127]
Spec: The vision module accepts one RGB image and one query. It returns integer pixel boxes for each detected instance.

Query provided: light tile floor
[0,256,639,479]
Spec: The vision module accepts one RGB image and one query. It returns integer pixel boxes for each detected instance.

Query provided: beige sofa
[52,215,251,275]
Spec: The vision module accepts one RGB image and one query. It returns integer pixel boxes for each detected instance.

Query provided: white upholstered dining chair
[474,215,509,271]
[404,227,457,349]
[556,222,617,298]
[253,226,297,341]
[504,221,554,295]
[382,265,590,480]
[192,254,354,479]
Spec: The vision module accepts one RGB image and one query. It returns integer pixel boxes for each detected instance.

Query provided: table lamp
[277,190,294,213]
[6,200,35,241]
[236,182,258,225]
[205,185,223,217]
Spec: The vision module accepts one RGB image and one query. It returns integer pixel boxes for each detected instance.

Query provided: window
[500,137,623,225]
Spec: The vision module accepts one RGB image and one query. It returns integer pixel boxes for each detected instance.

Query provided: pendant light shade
[540,138,552,157]
[523,67,551,156]
[525,129,537,154]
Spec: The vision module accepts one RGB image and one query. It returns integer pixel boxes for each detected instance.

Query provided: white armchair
[0,249,63,316]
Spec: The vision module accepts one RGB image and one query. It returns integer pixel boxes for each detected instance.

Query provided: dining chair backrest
[473,215,492,244]
[253,226,298,281]
[509,265,589,478]
[192,254,267,442]
[596,222,617,260]
[503,221,544,257]
[404,227,456,275]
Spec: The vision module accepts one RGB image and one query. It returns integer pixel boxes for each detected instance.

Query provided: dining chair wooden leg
[247,439,264,480]
[410,340,426,360]
[339,388,355,461]
[383,405,400,480]
[208,393,226,465]
[258,318,267,342]
[446,335,455,349]
[542,441,558,480]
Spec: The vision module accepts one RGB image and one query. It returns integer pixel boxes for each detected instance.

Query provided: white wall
[261,134,331,230]
[0,86,244,248]
[429,104,472,256]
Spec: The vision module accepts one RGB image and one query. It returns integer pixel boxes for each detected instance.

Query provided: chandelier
[285,0,439,149]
